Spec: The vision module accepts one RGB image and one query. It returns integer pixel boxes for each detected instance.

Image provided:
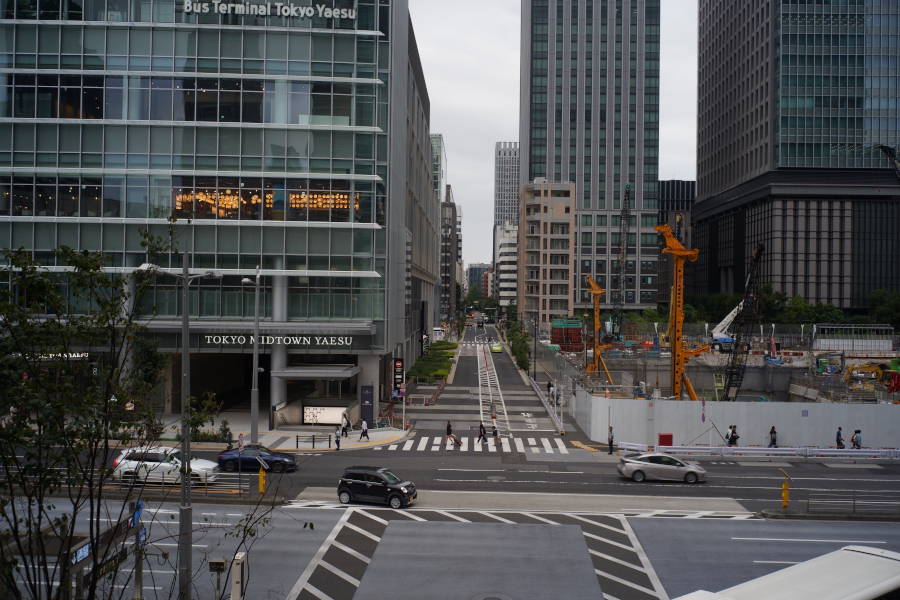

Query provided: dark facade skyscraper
[519,0,662,320]
[0,0,439,417]
[694,0,900,309]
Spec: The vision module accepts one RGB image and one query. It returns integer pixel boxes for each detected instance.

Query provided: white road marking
[531,446,541,453]
[754,561,800,564]
[488,442,497,452]
[528,438,537,446]
[554,438,569,454]
[402,440,414,451]
[286,508,353,600]
[474,440,482,452]
[320,560,360,587]
[733,538,886,544]
[501,438,511,452]
[152,543,208,547]
[417,437,429,451]
[388,444,398,451]
[595,569,659,597]
[515,438,526,453]
[331,540,371,564]
[541,438,554,453]
[344,522,381,542]
[588,549,647,573]
[303,583,333,600]
[522,512,561,525]
[435,510,470,522]
[480,511,516,524]
[461,437,469,451]
[357,510,389,526]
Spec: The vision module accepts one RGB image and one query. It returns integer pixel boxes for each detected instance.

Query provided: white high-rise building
[456,206,464,290]
[494,142,520,227]
[494,222,519,310]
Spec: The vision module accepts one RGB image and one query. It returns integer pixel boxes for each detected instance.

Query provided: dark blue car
[218,445,297,473]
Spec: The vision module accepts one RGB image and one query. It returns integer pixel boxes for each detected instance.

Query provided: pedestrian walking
[358,419,369,441]
[766,426,777,448]
[446,421,462,447]
[475,420,488,444]
[836,426,844,449]
[730,426,740,447]
[341,414,349,437]
[334,425,341,451]
[492,425,500,447]
[725,425,733,445]
[607,426,614,454]
[852,429,862,449]
[546,380,552,396]
[549,384,556,404]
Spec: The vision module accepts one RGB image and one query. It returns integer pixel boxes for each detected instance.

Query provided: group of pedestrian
[725,424,740,446]
[447,420,499,448]
[835,427,862,449]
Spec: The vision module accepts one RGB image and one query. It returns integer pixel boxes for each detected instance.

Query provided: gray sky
[408,0,699,267]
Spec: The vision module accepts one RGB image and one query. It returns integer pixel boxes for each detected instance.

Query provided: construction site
[533,171,900,449]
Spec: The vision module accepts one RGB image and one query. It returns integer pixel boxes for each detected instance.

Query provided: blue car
[218,445,297,473]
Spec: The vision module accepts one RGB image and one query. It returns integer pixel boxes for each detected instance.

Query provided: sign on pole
[238,433,244,450]
[392,359,405,392]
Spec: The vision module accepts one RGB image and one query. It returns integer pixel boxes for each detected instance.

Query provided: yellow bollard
[259,468,266,495]
[779,468,793,513]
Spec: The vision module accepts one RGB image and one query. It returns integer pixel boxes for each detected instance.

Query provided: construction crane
[654,224,709,401]
[722,243,766,400]
[842,363,900,393]
[877,145,900,181]
[709,301,743,352]
[611,182,632,341]
[584,275,614,385]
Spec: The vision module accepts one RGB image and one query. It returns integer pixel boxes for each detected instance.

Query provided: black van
[337,466,417,509]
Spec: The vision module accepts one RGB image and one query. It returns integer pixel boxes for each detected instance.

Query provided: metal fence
[807,490,900,515]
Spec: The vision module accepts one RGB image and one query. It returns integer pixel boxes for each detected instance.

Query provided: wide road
[197,323,900,516]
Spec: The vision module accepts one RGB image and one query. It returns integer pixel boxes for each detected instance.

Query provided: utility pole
[179,232,192,600]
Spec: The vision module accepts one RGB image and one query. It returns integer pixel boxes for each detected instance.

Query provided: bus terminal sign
[182,0,357,18]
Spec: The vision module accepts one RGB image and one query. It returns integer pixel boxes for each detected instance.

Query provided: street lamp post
[242,267,261,444]
[139,239,222,600]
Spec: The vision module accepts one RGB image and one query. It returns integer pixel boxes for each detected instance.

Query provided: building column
[357,353,382,418]
[270,275,288,411]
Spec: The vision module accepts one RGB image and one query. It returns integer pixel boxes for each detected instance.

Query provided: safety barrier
[652,444,900,459]
[807,490,900,515]
[295,434,334,449]
[618,442,650,453]
[528,376,565,435]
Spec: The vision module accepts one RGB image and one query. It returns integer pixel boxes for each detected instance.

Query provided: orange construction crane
[585,275,615,385]
[654,225,709,400]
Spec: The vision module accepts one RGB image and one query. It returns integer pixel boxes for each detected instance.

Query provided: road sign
[138,527,147,548]
[238,433,244,450]
[392,359,405,391]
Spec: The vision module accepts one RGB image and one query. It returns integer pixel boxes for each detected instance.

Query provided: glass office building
[694,0,900,311]
[0,0,439,420]
[519,0,662,325]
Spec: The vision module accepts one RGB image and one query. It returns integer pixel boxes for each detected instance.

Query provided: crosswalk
[373,435,570,454]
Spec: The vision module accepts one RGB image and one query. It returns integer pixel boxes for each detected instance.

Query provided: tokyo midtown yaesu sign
[182,0,358,18]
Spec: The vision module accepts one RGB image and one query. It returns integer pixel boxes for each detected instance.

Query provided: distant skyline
[409,0,699,266]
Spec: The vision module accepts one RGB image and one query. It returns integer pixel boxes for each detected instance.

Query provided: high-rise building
[456,205,464,288]
[440,185,459,323]
[517,180,576,328]
[431,134,448,203]
[494,142,520,226]
[467,263,491,296]
[657,181,696,308]
[0,1,439,417]
[494,222,519,309]
[693,0,900,309]
[519,0,662,314]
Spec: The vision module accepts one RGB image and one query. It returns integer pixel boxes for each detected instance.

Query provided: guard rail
[645,444,900,459]
[528,377,565,435]
[807,490,900,515]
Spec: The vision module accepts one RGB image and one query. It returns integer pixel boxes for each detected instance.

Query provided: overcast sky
[408,0,699,267]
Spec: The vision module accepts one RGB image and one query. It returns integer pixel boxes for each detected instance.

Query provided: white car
[113,446,219,484]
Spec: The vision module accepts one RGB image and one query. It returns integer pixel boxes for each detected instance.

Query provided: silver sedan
[616,452,707,484]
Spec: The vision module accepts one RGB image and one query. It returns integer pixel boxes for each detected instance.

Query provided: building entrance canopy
[270,365,361,380]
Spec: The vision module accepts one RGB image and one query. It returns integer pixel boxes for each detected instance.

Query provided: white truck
[709,301,742,353]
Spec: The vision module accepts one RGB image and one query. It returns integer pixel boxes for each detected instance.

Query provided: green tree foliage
[868,289,900,330]
[505,302,518,321]
[504,320,532,372]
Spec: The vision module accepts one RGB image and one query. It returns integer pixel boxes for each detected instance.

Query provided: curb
[759,509,900,522]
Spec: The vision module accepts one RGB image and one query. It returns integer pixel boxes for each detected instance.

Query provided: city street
[174,324,900,598]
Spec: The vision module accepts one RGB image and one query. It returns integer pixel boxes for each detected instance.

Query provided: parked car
[113,446,219,483]
[337,466,417,509]
[616,452,706,483]
[490,342,503,353]
[218,445,297,473]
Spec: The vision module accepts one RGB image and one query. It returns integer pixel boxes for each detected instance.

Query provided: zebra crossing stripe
[514,438,526,453]
[501,438,511,452]
[417,437,429,451]
[554,438,569,454]
[383,435,570,454]
[402,440,414,451]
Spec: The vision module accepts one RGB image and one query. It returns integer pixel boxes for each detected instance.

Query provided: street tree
[0,224,304,600]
